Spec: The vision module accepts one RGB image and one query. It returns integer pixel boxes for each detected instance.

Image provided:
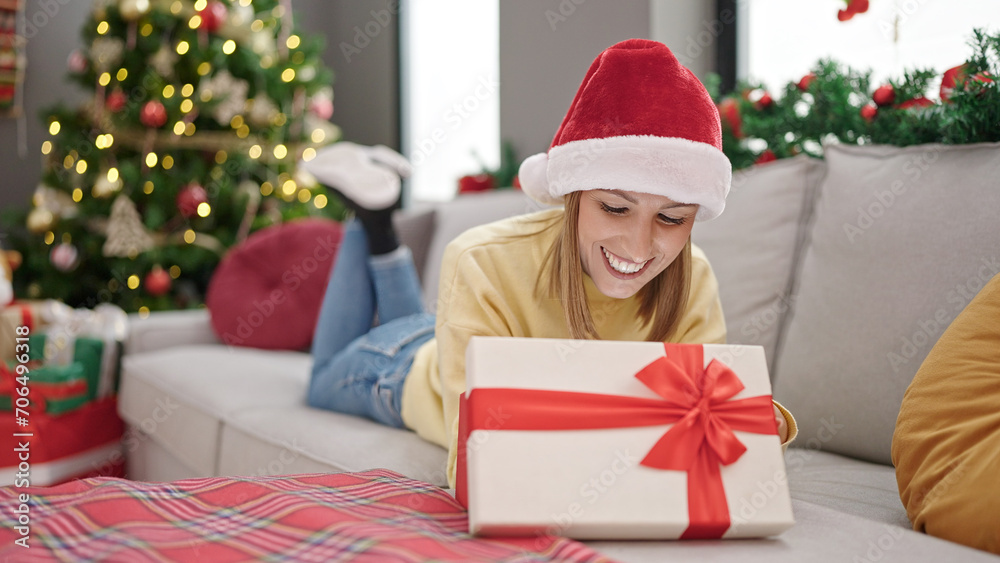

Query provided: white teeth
[603,248,647,275]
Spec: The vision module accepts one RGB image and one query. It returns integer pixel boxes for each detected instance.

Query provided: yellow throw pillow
[892,273,1000,554]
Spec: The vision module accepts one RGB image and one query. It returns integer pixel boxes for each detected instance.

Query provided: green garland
[711,28,1000,171]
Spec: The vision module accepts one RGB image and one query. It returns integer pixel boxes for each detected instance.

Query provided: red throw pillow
[206,219,343,350]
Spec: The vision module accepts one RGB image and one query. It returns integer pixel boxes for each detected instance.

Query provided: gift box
[0,360,89,415]
[0,397,126,486]
[457,337,794,540]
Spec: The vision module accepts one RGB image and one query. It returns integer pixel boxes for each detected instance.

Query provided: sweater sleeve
[435,240,515,489]
[673,245,727,345]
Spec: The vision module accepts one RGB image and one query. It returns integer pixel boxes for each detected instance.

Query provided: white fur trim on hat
[519,135,732,221]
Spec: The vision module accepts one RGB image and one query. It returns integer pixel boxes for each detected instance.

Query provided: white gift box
[457,337,795,540]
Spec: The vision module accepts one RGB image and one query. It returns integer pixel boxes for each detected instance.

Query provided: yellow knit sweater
[400,208,789,487]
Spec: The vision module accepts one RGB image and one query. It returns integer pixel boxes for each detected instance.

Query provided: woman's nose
[622,218,654,261]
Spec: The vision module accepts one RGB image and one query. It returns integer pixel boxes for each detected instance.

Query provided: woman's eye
[659,214,686,226]
[600,202,628,215]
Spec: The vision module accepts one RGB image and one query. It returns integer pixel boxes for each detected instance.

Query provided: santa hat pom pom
[518,152,559,205]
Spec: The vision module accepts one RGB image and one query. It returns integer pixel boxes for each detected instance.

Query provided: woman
[305,39,795,488]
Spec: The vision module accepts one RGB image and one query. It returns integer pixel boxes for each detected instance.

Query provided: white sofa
[119,142,1000,562]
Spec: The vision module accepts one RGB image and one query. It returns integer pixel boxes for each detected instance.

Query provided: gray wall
[498,0,652,159]
[0,0,400,218]
[0,0,91,215]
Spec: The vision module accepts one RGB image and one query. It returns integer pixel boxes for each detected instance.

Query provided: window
[400,0,500,203]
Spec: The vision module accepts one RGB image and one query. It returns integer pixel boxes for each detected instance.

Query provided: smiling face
[577,189,697,299]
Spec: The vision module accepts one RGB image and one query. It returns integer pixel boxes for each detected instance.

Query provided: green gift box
[27,333,121,402]
[1,362,89,415]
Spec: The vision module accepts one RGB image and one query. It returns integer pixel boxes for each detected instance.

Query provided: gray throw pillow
[773,142,1000,465]
[692,155,826,373]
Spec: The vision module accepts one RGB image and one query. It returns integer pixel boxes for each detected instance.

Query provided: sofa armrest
[125,309,220,356]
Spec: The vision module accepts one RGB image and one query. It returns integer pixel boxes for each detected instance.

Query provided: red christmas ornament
[140,100,168,128]
[717,97,743,139]
[940,64,967,102]
[458,174,495,194]
[144,266,172,297]
[838,0,869,21]
[754,150,777,166]
[860,104,878,123]
[107,89,128,113]
[897,96,933,110]
[970,71,995,86]
[797,73,816,92]
[754,92,773,111]
[872,84,896,107]
[177,184,209,218]
[199,1,228,33]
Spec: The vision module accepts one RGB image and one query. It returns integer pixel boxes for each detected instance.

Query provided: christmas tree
[1,0,344,313]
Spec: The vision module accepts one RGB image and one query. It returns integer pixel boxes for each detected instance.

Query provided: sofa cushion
[692,155,825,372]
[785,448,908,528]
[206,218,342,351]
[893,273,1000,554]
[218,406,448,486]
[420,190,550,311]
[118,346,310,475]
[773,142,1000,465]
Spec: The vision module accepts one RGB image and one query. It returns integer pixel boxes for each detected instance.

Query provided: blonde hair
[536,192,692,342]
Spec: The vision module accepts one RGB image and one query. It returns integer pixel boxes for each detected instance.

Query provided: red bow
[457,343,777,539]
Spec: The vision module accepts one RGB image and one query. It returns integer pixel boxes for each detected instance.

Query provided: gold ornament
[119,0,151,21]
[27,208,56,234]
[103,194,155,257]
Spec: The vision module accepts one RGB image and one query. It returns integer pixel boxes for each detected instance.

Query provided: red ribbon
[457,343,777,539]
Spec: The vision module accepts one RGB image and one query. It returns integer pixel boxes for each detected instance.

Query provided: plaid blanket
[0,469,616,562]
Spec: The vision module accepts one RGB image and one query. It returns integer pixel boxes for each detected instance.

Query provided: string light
[301,147,316,161]
[163,85,175,98]
[282,179,296,195]
[194,0,207,10]
[215,151,228,164]
[180,99,193,113]
[184,230,196,244]
[76,160,88,174]
[177,41,190,55]
[273,144,288,159]
[44,232,55,245]
[169,265,181,278]
[223,40,236,55]
[173,121,186,135]
[72,188,83,202]
[48,121,60,135]
[181,83,195,97]
[146,152,158,167]
[97,21,109,34]
[314,194,328,209]
[138,307,150,319]
[98,72,112,86]
[170,0,182,14]
[249,145,262,159]
[297,189,311,203]
[144,181,155,194]
[117,68,128,81]
[140,23,153,36]
[127,275,140,290]
[281,68,296,82]
[41,141,52,154]
[189,15,202,29]
[197,202,211,217]
[230,115,244,129]
[107,167,119,182]
[162,156,175,170]
[260,182,274,196]
[286,35,301,49]
[198,62,212,75]
[185,122,197,136]
[311,129,325,143]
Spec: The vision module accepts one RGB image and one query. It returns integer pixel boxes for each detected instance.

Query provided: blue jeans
[308,220,435,428]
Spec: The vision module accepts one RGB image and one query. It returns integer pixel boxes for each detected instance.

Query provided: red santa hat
[518,39,731,221]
